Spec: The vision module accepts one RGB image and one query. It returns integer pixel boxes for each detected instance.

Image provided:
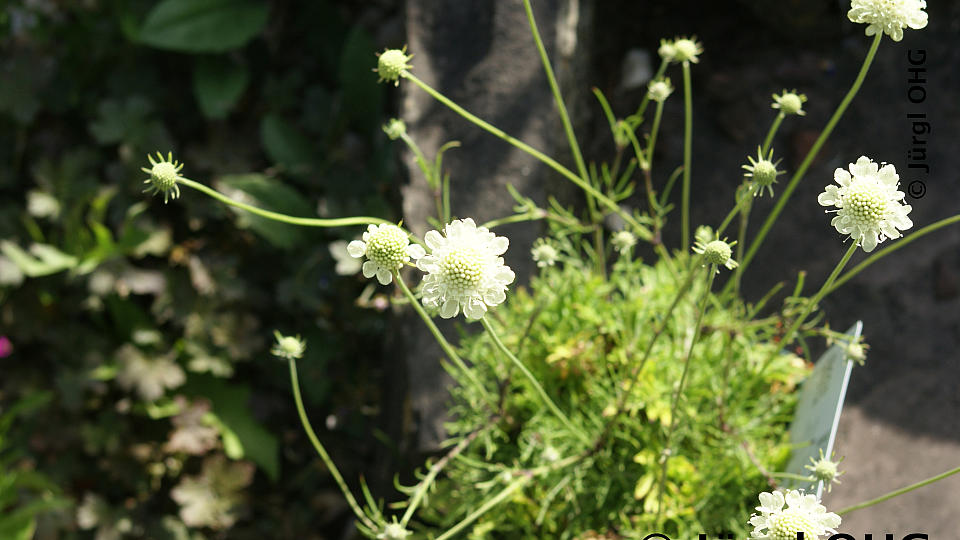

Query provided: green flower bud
[671,37,703,63]
[772,90,807,116]
[141,152,183,204]
[271,331,306,361]
[383,118,407,140]
[742,147,785,198]
[376,48,413,86]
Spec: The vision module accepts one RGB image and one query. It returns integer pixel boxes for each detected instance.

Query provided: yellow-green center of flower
[378,49,410,82]
[751,160,779,186]
[768,508,821,540]
[150,161,180,191]
[703,240,732,266]
[811,459,839,482]
[778,94,805,115]
[366,226,409,270]
[845,180,887,226]
[440,245,485,292]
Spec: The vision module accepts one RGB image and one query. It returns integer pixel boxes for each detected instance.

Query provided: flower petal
[440,298,459,319]
[425,230,445,251]
[407,243,426,260]
[347,240,367,258]
[376,268,393,285]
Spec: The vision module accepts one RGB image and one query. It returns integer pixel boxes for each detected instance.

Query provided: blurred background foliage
[0,0,405,537]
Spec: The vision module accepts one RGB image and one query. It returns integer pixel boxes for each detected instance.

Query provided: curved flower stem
[837,464,960,516]
[757,242,859,376]
[680,60,694,252]
[402,72,649,238]
[733,33,883,287]
[522,0,590,194]
[828,213,960,292]
[761,112,785,155]
[177,178,393,229]
[394,272,495,409]
[288,358,375,530]
[435,476,531,540]
[481,317,590,445]
[655,267,716,522]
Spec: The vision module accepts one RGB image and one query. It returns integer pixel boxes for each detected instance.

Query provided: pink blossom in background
[0,336,12,358]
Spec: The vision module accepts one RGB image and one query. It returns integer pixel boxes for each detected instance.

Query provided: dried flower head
[742,147,785,198]
[749,489,841,540]
[693,237,738,272]
[417,218,515,320]
[375,47,413,86]
[772,90,807,116]
[142,152,183,203]
[348,224,425,285]
[848,0,928,42]
[806,449,845,492]
[817,156,913,252]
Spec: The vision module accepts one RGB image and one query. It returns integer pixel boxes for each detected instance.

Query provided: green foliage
[138,0,269,53]
[1,0,400,537]
[411,247,808,538]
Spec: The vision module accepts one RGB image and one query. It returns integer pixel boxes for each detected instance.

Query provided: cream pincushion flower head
[817,156,913,252]
[749,489,841,540]
[348,224,425,285]
[416,218,515,320]
[848,0,928,42]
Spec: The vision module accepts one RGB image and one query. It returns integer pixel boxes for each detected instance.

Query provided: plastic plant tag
[782,321,862,499]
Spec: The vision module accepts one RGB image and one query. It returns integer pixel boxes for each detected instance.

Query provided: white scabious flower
[749,489,841,540]
[531,238,559,268]
[347,224,425,285]
[416,218,515,320]
[848,0,928,42]
[817,156,913,252]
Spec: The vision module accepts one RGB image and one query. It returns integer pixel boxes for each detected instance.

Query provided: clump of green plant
[137,1,960,539]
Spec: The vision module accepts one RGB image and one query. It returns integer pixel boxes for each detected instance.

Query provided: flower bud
[647,77,674,102]
[376,48,413,86]
[141,152,183,203]
[772,90,807,116]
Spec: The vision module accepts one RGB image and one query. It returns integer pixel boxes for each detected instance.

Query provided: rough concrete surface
[396,0,960,536]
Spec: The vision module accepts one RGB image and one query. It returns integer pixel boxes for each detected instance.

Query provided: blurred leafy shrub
[0,0,403,537]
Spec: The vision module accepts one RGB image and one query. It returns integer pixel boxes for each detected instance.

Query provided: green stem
[761,112,785,155]
[178,178,392,229]
[402,72,648,237]
[735,33,882,283]
[770,471,817,483]
[829,214,960,292]
[522,0,590,192]
[646,99,665,167]
[481,317,590,445]
[680,61,694,252]
[656,267,716,521]
[400,421,490,527]
[288,359,374,530]
[394,272,495,409]
[837,464,960,516]
[435,476,530,540]
[733,198,753,296]
[758,242,859,376]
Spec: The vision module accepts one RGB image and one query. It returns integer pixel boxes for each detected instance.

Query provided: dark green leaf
[216,174,314,249]
[259,114,316,177]
[139,0,269,53]
[193,56,249,119]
